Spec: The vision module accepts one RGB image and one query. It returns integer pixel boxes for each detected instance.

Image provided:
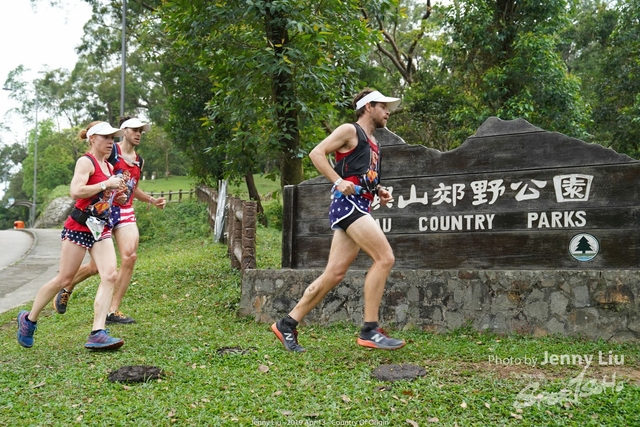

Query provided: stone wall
[240,269,640,342]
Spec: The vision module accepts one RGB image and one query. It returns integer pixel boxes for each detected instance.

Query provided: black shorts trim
[334,209,367,231]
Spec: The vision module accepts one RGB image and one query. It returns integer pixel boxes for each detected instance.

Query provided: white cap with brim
[120,118,151,132]
[355,90,401,111]
[87,122,124,138]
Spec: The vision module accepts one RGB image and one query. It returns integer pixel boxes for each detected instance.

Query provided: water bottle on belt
[333,185,363,198]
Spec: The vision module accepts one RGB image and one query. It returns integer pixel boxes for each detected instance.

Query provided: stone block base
[240,269,640,342]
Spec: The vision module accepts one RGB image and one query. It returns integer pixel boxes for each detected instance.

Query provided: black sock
[361,321,379,334]
[282,315,299,329]
[90,329,103,335]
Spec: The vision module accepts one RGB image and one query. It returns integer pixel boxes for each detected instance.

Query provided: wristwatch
[100,182,107,191]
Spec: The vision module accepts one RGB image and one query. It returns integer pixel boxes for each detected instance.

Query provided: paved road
[0,228,88,314]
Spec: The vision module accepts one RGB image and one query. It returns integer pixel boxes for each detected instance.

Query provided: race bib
[86,216,106,240]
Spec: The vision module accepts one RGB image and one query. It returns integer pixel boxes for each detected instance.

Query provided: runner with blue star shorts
[17,121,126,351]
[272,88,406,352]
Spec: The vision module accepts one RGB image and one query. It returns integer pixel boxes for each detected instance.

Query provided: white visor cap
[120,118,151,132]
[87,122,124,138]
[355,91,401,111]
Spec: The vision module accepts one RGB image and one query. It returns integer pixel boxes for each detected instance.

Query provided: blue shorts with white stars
[61,227,112,249]
[329,192,371,231]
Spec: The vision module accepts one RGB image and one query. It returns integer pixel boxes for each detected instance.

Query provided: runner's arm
[309,124,358,194]
[133,187,167,209]
[69,157,122,199]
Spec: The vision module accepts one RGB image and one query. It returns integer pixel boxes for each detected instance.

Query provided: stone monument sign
[242,118,640,342]
[283,117,640,270]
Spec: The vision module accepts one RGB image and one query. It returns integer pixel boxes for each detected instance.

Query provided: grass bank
[1,201,639,426]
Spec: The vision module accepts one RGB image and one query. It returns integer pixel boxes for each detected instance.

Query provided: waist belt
[70,207,89,225]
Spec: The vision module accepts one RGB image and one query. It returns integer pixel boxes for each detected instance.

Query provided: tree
[560,0,619,145]
[590,0,640,157]
[406,0,590,150]
[21,121,86,216]
[137,126,189,179]
[154,0,375,194]
[0,143,27,184]
[359,0,448,145]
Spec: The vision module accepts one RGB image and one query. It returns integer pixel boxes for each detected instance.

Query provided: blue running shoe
[53,288,72,314]
[17,310,37,348]
[84,329,124,350]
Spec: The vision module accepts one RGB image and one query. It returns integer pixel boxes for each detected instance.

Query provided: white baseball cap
[355,90,401,111]
[87,122,124,138]
[120,118,151,132]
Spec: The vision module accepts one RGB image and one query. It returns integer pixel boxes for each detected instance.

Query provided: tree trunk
[245,172,267,226]
[165,147,170,179]
[265,2,304,188]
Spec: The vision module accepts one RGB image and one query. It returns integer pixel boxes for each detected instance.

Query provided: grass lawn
[1,201,639,426]
[137,176,197,194]
[136,175,282,201]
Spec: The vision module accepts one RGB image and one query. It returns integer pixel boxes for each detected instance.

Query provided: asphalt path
[0,228,89,314]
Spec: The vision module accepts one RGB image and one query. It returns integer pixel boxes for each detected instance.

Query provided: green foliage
[0,205,21,230]
[0,142,27,180]
[39,185,73,213]
[226,175,281,200]
[7,0,640,206]
[262,199,284,231]
[136,126,190,179]
[134,199,211,244]
[17,121,87,220]
[154,0,375,188]
[256,222,283,268]
[405,0,590,150]
[583,0,640,157]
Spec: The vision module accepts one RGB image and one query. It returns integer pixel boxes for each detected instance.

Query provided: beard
[373,116,388,129]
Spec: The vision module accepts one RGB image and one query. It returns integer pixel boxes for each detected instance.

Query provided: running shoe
[357,327,405,350]
[53,288,72,314]
[271,319,306,352]
[106,310,136,324]
[84,330,124,350]
[17,310,37,348]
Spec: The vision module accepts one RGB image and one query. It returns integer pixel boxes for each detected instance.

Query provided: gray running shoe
[271,319,306,352]
[106,310,136,324]
[357,327,405,350]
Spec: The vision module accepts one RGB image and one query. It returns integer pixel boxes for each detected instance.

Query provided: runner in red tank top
[53,117,167,325]
[17,121,126,350]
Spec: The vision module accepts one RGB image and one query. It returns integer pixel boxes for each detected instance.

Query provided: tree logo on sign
[569,233,599,262]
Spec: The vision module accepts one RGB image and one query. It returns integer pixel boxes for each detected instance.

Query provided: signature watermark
[513,365,624,409]
[487,350,626,410]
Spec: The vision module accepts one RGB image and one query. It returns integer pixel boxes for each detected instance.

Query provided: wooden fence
[227,197,257,271]
[195,185,256,273]
[146,189,195,203]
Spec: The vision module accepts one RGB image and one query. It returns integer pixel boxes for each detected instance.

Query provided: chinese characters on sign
[371,174,593,233]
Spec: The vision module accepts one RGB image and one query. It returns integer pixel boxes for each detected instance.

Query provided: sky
[0,0,92,197]
[0,0,92,146]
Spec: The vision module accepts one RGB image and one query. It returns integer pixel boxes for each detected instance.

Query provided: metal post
[120,0,127,117]
[31,90,39,228]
